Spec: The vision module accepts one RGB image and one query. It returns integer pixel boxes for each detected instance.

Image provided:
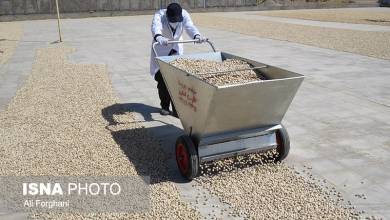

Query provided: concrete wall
[0,0,258,15]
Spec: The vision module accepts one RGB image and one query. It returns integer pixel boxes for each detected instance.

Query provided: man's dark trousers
[154,49,177,116]
[154,71,177,114]
[154,71,169,110]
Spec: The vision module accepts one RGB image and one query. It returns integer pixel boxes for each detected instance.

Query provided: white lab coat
[150,9,200,77]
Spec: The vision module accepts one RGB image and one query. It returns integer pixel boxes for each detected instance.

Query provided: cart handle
[152,39,216,57]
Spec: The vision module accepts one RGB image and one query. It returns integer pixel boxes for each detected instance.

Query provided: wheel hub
[176,143,189,174]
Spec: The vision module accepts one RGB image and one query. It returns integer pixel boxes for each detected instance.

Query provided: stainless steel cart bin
[154,40,304,180]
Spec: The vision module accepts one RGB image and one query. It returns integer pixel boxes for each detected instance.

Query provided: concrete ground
[214,9,390,31]
[0,7,389,219]
[191,9,390,60]
[257,7,390,26]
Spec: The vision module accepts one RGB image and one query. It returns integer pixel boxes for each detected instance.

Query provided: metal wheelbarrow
[153,40,304,180]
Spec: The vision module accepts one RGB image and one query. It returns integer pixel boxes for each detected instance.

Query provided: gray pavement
[0,26,51,110]
[0,12,390,219]
[214,8,390,32]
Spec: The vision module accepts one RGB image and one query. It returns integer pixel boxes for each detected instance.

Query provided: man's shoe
[160,109,170,116]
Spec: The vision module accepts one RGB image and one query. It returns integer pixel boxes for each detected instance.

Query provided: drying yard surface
[0,45,361,219]
[1,8,389,219]
[0,22,23,64]
[257,8,390,26]
[170,58,264,86]
[197,153,359,219]
[0,46,200,219]
[192,13,390,60]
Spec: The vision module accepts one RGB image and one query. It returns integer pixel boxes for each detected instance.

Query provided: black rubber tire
[175,135,199,180]
[275,124,290,162]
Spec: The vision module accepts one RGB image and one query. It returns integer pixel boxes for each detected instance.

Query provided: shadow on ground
[102,103,188,184]
[102,103,160,124]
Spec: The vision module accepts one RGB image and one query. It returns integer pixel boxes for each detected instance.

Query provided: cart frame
[153,40,303,180]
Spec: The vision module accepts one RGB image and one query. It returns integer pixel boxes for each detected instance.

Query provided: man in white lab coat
[150,3,207,116]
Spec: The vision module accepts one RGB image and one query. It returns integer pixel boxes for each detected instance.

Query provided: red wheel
[175,135,199,180]
[275,124,290,162]
[176,143,189,174]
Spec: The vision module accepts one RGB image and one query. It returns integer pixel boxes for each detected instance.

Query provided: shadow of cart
[102,103,188,184]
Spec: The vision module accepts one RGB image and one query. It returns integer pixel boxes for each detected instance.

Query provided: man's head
[166,3,183,23]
